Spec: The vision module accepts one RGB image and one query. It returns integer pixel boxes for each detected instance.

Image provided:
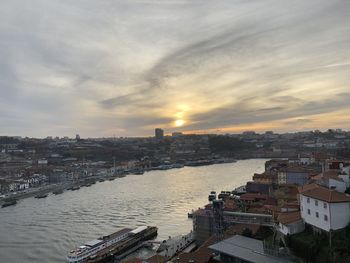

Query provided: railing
[223,211,274,226]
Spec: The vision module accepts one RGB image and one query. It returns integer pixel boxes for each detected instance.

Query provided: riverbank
[1,159,238,206]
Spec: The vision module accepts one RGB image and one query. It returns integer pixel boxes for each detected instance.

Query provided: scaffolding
[213,200,224,242]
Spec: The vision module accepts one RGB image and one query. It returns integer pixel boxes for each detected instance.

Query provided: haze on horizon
[1,0,350,138]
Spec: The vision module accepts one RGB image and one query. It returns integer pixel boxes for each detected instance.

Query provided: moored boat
[53,189,64,195]
[66,226,158,263]
[2,199,17,208]
[35,193,48,199]
[71,186,80,191]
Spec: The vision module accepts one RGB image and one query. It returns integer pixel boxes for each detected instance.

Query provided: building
[209,235,293,263]
[171,132,183,138]
[193,208,214,245]
[246,182,271,195]
[277,211,305,235]
[155,128,164,140]
[299,184,350,232]
[253,171,278,185]
[277,168,309,186]
[313,170,347,193]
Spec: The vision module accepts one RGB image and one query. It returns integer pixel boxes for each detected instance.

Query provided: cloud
[1,0,350,136]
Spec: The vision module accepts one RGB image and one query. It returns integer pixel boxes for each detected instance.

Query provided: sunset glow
[1,0,350,137]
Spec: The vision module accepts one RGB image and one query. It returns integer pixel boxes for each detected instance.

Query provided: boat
[66,226,158,263]
[208,191,216,201]
[185,160,213,167]
[35,193,48,199]
[2,199,17,208]
[174,163,184,168]
[232,185,246,196]
[53,189,64,195]
[218,191,231,199]
[71,186,80,191]
[98,179,105,182]
[133,169,144,175]
[187,210,194,218]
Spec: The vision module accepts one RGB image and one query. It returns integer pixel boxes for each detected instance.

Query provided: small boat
[208,194,216,202]
[2,199,17,208]
[188,211,194,218]
[232,185,247,196]
[53,189,63,195]
[71,186,80,191]
[98,179,105,182]
[35,193,48,199]
[134,170,144,175]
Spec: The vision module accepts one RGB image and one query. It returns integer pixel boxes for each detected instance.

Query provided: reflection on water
[0,159,266,262]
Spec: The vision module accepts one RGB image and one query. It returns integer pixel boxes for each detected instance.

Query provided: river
[0,159,266,263]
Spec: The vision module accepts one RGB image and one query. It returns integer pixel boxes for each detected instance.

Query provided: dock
[157,231,194,259]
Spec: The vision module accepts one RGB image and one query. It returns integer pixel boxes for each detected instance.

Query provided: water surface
[0,159,266,262]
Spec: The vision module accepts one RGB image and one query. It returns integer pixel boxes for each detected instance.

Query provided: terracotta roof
[301,185,350,203]
[263,204,280,213]
[315,170,343,182]
[298,183,319,193]
[277,211,302,225]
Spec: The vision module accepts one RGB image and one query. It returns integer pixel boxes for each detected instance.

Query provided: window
[316,212,319,218]
[307,209,310,215]
[315,200,318,206]
[324,215,328,221]
[324,202,327,209]
[307,197,310,203]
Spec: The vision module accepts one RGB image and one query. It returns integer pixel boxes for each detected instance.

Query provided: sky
[1,0,350,137]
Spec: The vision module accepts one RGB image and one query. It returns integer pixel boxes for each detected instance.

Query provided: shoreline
[1,159,239,206]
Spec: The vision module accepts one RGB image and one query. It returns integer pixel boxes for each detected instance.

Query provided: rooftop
[300,185,350,203]
[277,211,302,225]
[209,235,292,263]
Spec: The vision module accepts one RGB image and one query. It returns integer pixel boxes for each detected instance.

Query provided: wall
[329,202,350,230]
[286,172,308,186]
[300,194,331,231]
[300,194,350,231]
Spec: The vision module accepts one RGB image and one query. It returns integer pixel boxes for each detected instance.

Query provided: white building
[313,170,347,193]
[299,184,350,232]
[277,211,305,235]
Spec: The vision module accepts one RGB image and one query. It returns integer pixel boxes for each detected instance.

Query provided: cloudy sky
[1,0,350,137]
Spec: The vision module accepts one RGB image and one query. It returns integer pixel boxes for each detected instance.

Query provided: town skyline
[2,0,350,137]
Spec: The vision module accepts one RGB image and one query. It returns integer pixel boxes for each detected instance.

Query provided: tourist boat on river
[66,226,158,263]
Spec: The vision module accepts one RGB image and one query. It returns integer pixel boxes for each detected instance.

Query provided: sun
[174,119,185,127]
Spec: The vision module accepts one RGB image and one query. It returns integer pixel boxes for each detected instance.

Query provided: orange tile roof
[301,185,350,203]
[298,183,319,193]
[315,170,343,182]
[277,211,302,225]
